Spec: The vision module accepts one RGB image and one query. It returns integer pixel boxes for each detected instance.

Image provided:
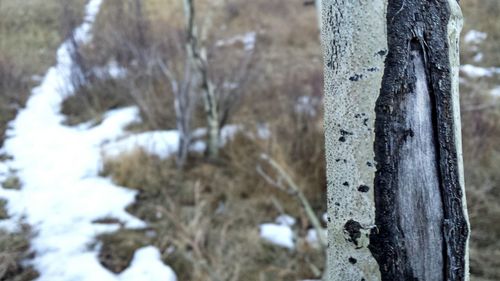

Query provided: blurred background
[0,0,498,280]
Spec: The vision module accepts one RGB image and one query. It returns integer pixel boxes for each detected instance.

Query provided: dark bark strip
[370,0,469,280]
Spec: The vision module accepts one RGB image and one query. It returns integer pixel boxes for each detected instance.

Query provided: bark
[157,58,195,168]
[183,0,220,159]
[316,0,322,31]
[321,0,469,280]
[132,0,147,49]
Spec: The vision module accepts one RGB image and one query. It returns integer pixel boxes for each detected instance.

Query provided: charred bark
[369,1,469,281]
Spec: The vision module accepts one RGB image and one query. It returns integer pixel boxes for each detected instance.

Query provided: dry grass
[60,78,133,126]
[460,81,500,281]
[0,0,86,137]
[101,139,325,280]
[21,0,499,280]
[0,206,37,281]
[459,1,500,280]
[61,0,321,128]
[461,0,500,65]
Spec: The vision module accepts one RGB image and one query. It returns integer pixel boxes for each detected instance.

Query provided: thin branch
[259,154,327,249]
[256,164,287,191]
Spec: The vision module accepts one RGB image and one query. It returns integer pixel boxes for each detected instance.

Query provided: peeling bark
[321,0,469,280]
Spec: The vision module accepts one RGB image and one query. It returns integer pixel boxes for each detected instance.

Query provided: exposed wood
[394,47,444,281]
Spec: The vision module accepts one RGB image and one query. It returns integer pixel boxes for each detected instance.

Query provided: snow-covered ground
[0,0,176,280]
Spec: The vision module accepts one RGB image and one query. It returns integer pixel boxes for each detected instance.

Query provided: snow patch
[104,130,180,159]
[259,214,296,249]
[259,223,294,249]
[460,64,500,78]
[275,214,296,227]
[0,0,176,280]
[464,30,487,44]
[93,61,127,80]
[473,52,484,63]
[256,123,271,139]
[306,228,327,249]
[216,31,257,51]
[295,96,320,117]
[120,247,177,281]
[490,86,500,97]
[103,125,242,159]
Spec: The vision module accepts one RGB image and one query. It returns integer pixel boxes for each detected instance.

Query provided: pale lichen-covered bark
[448,1,470,279]
[321,1,387,280]
[321,0,469,280]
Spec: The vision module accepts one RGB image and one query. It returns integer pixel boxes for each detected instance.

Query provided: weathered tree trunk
[132,0,147,49]
[183,0,220,159]
[321,0,469,280]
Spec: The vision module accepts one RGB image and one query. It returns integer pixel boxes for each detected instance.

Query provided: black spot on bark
[349,74,363,81]
[349,257,358,264]
[358,185,369,193]
[343,182,349,186]
[340,129,354,136]
[344,220,362,246]
[339,136,346,142]
[327,60,333,68]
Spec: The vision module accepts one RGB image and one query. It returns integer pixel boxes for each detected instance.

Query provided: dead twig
[258,153,327,249]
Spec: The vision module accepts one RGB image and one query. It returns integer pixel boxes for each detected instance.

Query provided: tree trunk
[321,1,469,281]
[132,0,147,49]
[315,0,322,31]
[183,0,220,159]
